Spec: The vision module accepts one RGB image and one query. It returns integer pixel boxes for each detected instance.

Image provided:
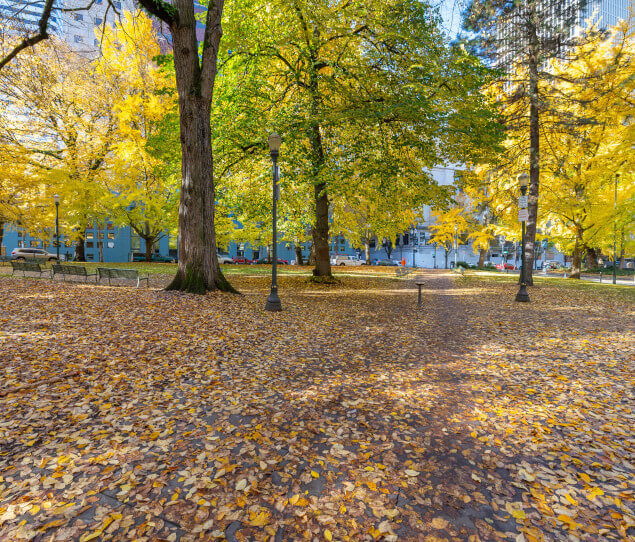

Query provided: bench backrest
[98,267,139,279]
[53,264,88,276]
[12,261,42,272]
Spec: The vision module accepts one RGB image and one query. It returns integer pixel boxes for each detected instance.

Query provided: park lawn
[0,270,632,540]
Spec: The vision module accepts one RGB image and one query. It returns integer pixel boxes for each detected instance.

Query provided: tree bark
[74,234,85,262]
[294,245,304,266]
[478,248,486,267]
[364,239,371,265]
[158,0,234,294]
[444,248,449,269]
[585,246,598,269]
[308,243,316,266]
[569,240,582,279]
[0,221,4,255]
[385,240,393,259]
[524,19,541,286]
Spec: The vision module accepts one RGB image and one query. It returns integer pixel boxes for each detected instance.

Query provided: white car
[217,253,234,264]
[331,254,363,266]
[11,248,59,262]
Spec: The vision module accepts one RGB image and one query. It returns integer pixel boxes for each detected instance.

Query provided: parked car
[375,259,399,266]
[331,254,363,266]
[132,252,175,263]
[541,260,559,270]
[255,258,290,265]
[232,256,254,264]
[217,254,234,265]
[495,262,516,270]
[11,248,58,262]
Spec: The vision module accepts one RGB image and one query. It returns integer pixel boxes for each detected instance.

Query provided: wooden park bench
[97,267,149,288]
[10,260,52,278]
[52,264,98,283]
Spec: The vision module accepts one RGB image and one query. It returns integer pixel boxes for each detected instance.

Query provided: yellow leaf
[289,494,299,506]
[324,529,333,541]
[470,431,477,438]
[431,517,449,529]
[579,473,591,483]
[587,487,604,500]
[565,494,578,506]
[249,510,270,527]
[339,505,346,514]
[311,470,320,478]
[557,514,579,530]
[79,531,102,542]
[28,505,40,515]
[366,481,377,491]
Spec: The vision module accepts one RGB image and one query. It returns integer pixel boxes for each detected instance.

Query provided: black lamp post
[454,224,458,269]
[515,173,530,302]
[53,194,60,261]
[410,226,417,268]
[265,133,282,312]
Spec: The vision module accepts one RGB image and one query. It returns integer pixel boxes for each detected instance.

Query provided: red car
[495,262,516,270]
[232,256,254,264]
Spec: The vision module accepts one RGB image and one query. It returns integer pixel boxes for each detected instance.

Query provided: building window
[86,253,94,260]
[86,241,94,248]
[107,222,114,230]
[86,232,94,239]
[74,35,83,43]
[107,232,115,239]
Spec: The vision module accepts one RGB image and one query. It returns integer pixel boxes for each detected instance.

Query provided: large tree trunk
[74,234,85,262]
[164,0,233,294]
[478,248,486,267]
[569,240,582,279]
[294,245,304,266]
[364,239,371,265]
[308,243,316,266]
[585,246,598,269]
[444,248,449,269]
[0,221,5,255]
[385,240,393,259]
[524,22,541,286]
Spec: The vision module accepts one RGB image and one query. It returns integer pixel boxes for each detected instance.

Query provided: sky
[438,0,466,38]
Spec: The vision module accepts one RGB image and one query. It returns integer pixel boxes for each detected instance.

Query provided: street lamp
[515,173,530,302]
[265,133,282,312]
[454,224,458,269]
[410,226,417,268]
[53,194,60,261]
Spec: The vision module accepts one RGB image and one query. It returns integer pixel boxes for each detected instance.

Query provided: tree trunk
[294,245,303,266]
[444,248,448,269]
[364,239,371,265]
[308,243,316,266]
[0,221,4,255]
[618,228,625,269]
[74,234,85,262]
[524,22,541,286]
[385,240,393,259]
[164,2,233,294]
[569,241,582,279]
[478,248,486,267]
[585,246,598,269]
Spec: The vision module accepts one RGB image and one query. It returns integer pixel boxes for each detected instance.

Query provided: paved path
[0,271,632,541]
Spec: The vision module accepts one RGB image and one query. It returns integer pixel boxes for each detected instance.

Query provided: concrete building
[1,222,170,262]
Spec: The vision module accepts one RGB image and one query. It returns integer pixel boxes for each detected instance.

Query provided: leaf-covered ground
[0,271,633,541]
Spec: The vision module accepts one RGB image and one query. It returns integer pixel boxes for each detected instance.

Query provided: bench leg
[418,287,422,306]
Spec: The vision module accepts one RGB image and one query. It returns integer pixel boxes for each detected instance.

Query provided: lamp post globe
[53,194,60,261]
[265,133,282,312]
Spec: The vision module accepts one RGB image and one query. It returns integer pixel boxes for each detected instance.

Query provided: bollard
[600,271,602,283]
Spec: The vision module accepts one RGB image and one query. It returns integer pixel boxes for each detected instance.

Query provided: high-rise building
[0,0,137,54]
